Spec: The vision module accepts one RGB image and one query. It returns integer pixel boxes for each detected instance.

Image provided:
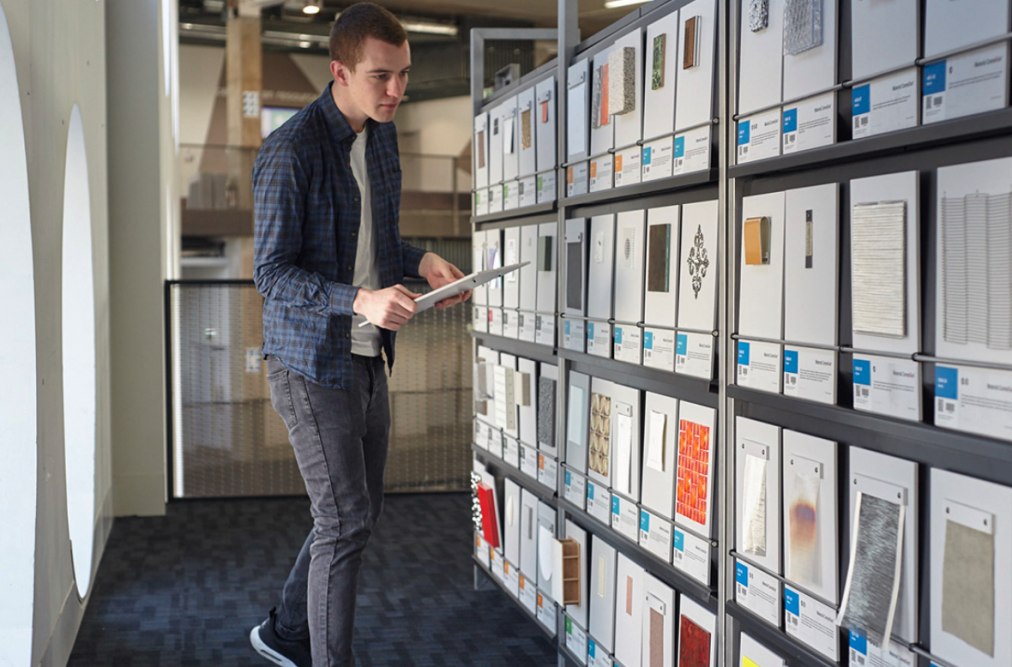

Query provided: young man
[248,4,468,666]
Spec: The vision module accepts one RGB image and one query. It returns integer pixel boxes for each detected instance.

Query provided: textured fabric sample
[537,377,556,448]
[838,493,905,643]
[741,452,767,557]
[749,0,769,32]
[649,607,664,667]
[678,616,711,667]
[625,576,634,615]
[683,16,700,69]
[652,34,666,90]
[648,224,671,293]
[677,419,711,525]
[477,130,486,168]
[783,0,822,55]
[686,224,711,299]
[521,108,532,150]
[788,469,820,590]
[942,518,995,656]
[743,216,770,265]
[566,240,584,310]
[589,392,611,477]
[538,235,553,271]
[591,65,603,129]
[805,209,814,268]
[852,201,907,338]
[608,47,637,116]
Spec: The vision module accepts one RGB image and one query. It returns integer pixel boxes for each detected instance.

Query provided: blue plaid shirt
[253,83,426,388]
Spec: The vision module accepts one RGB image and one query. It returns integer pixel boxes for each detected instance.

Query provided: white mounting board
[474,111,489,189]
[518,357,537,447]
[676,0,717,131]
[783,183,839,346]
[850,0,918,81]
[536,76,557,173]
[924,0,1008,60]
[589,533,618,653]
[504,226,521,309]
[567,370,591,475]
[537,222,558,315]
[520,224,539,313]
[565,218,588,317]
[614,209,647,324]
[735,416,782,575]
[738,0,784,115]
[782,0,838,102]
[591,45,616,158]
[644,205,680,328]
[613,28,644,150]
[588,214,616,320]
[738,191,786,340]
[613,553,646,667]
[678,199,720,331]
[568,58,591,161]
[517,86,537,178]
[643,9,680,140]
[502,95,520,182]
[640,392,679,520]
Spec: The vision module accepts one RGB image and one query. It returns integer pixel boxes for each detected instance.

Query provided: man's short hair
[329,3,407,69]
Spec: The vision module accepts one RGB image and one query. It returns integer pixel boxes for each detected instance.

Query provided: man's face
[333,36,411,124]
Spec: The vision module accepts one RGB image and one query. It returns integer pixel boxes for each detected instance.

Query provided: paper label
[519,573,538,613]
[785,586,840,661]
[935,365,1012,441]
[735,559,781,627]
[848,629,916,667]
[476,533,490,567]
[643,328,676,371]
[737,108,782,164]
[474,306,488,333]
[586,480,612,525]
[852,355,920,421]
[639,509,673,562]
[737,340,782,393]
[567,162,589,198]
[564,319,586,353]
[566,618,588,664]
[923,43,1008,124]
[674,125,711,175]
[672,527,711,585]
[519,176,538,208]
[586,321,612,358]
[587,638,612,667]
[537,170,558,204]
[782,92,835,155]
[473,420,488,449]
[852,68,918,139]
[488,429,504,459]
[504,559,520,598]
[614,146,642,188]
[520,444,539,479]
[519,312,537,342]
[536,315,556,347]
[677,332,715,379]
[613,325,643,365]
[536,591,557,636]
[503,310,520,339]
[490,547,505,582]
[783,347,836,404]
[589,155,613,193]
[504,437,520,469]
[474,189,489,216]
[612,493,640,543]
[504,180,519,210]
[488,307,503,336]
[489,185,504,213]
[537,454,559,492]
[564,468,587,510]
[641,138,674,182]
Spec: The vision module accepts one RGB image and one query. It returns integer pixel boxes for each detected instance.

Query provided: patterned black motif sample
[538,377,557,449]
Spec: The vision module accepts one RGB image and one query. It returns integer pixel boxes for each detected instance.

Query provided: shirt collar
[319,81,378,144]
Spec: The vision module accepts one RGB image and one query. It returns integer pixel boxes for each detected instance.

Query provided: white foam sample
[519,224,539,313]
[782,0,837,102]
[614,553,647,667]
[503,225,521,309]
[568,58,591,161]
[591,46,616,157]
[474,111,489,189]
[536,76,557,172]
[738,191,786,340]
[644,8,680,140]
[502,95,520,182]
[735,416,782,575]
[564,217,588,317]
[739,631,786,667]
[614,209,647,325]
[738,0,784,115]
[589,534,618,653]
[537,222,558,314]
[610,382,642,501]
[676,0,717,131]
[517,86,537,178]
[612,28,644,149]
[566,370,591,474]
[564,519,590,628]
[518,357,538,447]
[644,205,680,328]
[849,171,921,356]
[640,392,678,520]
[587,214,616,320]
[678,200,720,331]
[488,99,505,185]
[850,0,918,80]
[925,0,1008,59]
[783,183,839,346]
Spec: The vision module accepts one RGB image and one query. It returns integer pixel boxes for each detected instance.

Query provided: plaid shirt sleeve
[252,138,358,317]
[401,241,427,279]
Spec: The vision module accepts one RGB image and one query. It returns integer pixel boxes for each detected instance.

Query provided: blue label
[673,529,685,551]
[784,587,800,616]
[737,120,750,145]
[853,358,872,386]
[642,146,652,165]
[565,470,572,485]
[640,511,650,532]
[738,341,750,366]
[924,60,947,95]
[588,483,595,500]
[644,331,654,350]
[736,562,749,587]
[677,333,688,356]
[674,136,686,158]
[565,320,571,335]
[849,629,868,655]
[936,366,959,400]
[588,639,596,658]
[614,327,623,344]
[784,349,799,374]
[853,84,871,116]
[587,322,594,339]
[611,495,620,515]
[783,108,798,133]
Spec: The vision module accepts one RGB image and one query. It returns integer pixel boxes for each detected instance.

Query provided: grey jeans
[266,354,390,667]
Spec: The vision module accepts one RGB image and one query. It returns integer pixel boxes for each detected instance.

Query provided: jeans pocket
[268,371,298,429]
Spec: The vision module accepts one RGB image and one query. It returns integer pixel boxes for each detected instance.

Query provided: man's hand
[419,252,472,310]
[353,285,420,331]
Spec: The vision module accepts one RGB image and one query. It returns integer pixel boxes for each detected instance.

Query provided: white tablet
[358,262,528,326]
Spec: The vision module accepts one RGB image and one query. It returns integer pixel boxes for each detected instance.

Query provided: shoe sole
[249,626,299,667]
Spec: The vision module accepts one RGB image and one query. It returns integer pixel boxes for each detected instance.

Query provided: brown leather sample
[683,16,700,69]
[743,216,771,265]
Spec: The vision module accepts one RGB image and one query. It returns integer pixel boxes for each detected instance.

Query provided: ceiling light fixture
[399,19,459,36]
[603,0,649,8]
[302,0,321,15]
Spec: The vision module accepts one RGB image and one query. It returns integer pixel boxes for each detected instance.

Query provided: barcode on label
[677,356,685,365]
[790,615,798,626]
[933,95,943,108]
[946,401,955,413]
[676,159,683,167]
[790,375,797,385]
[740,367,748,376]
[740,145,749,155]
[788,134,796,144]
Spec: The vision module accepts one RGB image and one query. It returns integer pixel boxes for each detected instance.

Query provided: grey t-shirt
[349,126,383,357]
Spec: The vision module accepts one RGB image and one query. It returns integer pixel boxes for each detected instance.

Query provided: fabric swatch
[649,607,664,667]
[537,377,556,449]
[677,418,711,526]
[648,224,671,293]
[686,224,710,299]
[851,201,907,338]
[608,47,637,117]
[566,239,583,311]
[783,0,822,55]
[741,451,767,558]
[683,16,700,69]
[678,616,711,667]
[521,108,532,150]
[651,34,666,90]
[805,209,814,269]
[838,492,904,643]
[591,65,603,129]
[749,0,769,32]
[942,518,995,656]
[788,468,820,590]
[625,576,633,615]
[538,235,553,272]
[589,392,611,477]
[477,130,486,168]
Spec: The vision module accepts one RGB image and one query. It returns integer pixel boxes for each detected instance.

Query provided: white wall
[394,95,472,192]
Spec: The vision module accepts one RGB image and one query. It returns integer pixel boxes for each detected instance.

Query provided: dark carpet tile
[68,493,556,667]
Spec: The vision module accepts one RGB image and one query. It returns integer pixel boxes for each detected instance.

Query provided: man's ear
[330,60,351,87]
